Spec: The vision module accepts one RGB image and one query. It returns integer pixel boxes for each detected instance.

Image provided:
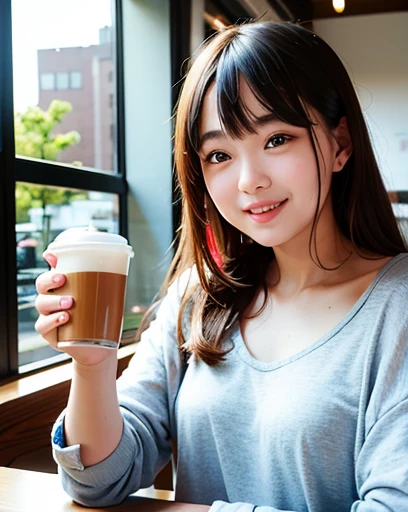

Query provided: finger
[34,311,70,349]
[35,294,73,316]
[36,271,66,294]
[43,252,57,268]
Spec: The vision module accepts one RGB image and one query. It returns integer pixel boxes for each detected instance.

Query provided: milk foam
[55,249,131,275]
[47,227,134,275]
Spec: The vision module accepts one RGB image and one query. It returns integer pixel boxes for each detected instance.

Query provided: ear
[332,116,353,172]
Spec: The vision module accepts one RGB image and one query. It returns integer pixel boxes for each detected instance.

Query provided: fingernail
[53,274,63,284]
[58,313,67,322]
[43,252,53,264]
[60,297,72,309]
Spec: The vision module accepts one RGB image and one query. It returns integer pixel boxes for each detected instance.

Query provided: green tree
[15,100,86,229]
[15,100,80,161]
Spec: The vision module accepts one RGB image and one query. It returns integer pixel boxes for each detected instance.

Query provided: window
[40,73,55,90]
[0,0,129,376]
[56,72,69,90]
[1,0,176,379]
[70,71,82,89]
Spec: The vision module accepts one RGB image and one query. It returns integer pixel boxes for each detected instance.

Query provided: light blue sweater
[52,253,408,511]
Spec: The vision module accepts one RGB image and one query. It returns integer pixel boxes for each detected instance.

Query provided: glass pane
[70,71,82,89]
[15,182,120,369]
[56,72,69,90]
[39,73,55,91]
[12,0,117,173]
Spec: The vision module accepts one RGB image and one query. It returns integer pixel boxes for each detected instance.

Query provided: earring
[205,224,223,269]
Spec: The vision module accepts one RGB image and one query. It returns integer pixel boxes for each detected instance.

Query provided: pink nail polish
[60,297,72,309]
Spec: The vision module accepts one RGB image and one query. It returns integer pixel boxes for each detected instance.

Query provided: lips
[245,199,288,224]
[244,199,288,214]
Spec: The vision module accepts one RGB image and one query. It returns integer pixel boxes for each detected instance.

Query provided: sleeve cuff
[51,408,138,487]
[51,411,84,472]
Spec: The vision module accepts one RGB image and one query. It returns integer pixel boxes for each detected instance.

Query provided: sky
[12,0,112,112]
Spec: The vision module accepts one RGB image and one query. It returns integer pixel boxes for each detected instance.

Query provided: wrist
[71,346,118,375]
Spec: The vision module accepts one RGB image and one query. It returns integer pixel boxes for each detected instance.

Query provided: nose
[237,157,272,194]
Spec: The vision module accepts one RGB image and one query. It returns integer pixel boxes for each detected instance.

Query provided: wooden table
[0,467,207,511]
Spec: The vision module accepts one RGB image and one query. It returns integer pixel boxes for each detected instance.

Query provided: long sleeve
[51,274,189,507]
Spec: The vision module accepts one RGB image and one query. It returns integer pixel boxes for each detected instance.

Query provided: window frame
[0,0,127,379]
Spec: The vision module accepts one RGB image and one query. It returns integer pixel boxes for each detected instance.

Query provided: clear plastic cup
[47,226,134,349]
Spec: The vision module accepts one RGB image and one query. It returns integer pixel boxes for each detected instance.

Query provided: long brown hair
[139,21,406,366]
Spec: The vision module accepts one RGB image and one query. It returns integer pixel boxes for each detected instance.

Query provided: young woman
[35,21,408,511]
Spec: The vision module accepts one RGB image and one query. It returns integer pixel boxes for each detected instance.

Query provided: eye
[266,134,290,148]
[206,151,231,164]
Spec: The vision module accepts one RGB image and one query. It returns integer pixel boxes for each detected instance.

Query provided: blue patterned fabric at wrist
[52,422,66,448]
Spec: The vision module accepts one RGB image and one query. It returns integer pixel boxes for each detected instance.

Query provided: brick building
[37,27,115,172]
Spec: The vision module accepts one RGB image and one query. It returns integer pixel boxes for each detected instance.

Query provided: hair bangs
[213,34,313,139]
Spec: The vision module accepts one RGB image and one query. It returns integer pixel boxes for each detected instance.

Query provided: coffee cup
[47,226,134,349]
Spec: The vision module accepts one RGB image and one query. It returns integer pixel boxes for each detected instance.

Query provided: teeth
[250,201,283,214]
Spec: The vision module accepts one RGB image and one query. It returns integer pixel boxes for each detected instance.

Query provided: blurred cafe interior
[0,0,407,507]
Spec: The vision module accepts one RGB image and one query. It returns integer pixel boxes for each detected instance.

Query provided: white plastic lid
[48,226,133,254]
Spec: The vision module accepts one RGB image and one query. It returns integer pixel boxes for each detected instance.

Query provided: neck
[270,200,354,296]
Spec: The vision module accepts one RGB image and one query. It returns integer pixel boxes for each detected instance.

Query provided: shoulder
[361,253,408,374]
[364,253,408,326]
[123,270,200,373]
[155,266,201,322]
[373,253,408,299]
[171,266,200,297]
[165,266,200,306]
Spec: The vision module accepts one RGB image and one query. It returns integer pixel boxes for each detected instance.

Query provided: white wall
[314,12,408,191]
[123,0,173,307]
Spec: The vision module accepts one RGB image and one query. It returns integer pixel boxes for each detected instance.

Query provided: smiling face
[198,80,344,250]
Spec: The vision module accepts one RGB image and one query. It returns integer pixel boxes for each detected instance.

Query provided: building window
[40,73,55,90]
[56,72,69,90]
[70,71,82,89]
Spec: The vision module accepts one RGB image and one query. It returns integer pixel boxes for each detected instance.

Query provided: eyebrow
[198,112,280,150]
